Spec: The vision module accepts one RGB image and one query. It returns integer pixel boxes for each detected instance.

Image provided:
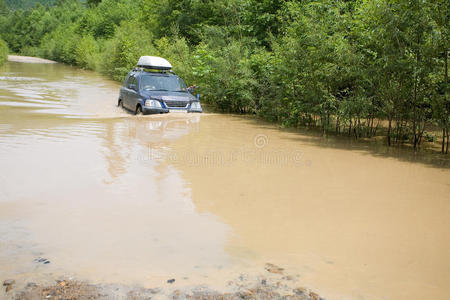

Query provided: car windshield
[140,75,187,92]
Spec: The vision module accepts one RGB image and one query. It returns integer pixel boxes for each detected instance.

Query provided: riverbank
[7,55,57,64]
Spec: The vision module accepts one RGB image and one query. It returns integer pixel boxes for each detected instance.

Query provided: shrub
[0,39,7,64]
[39,25,80,64]
[99,20,154,81]
[75,34,99,70]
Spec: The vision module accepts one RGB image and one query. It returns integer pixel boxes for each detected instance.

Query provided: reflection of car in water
[118,56,202,115]
[140,115,200,142]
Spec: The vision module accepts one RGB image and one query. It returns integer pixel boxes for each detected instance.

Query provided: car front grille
[164,100,188,108]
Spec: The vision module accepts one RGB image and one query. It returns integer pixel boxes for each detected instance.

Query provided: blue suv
[118,56,202,115]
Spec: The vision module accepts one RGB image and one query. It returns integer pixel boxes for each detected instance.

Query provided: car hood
[141,90,196,102]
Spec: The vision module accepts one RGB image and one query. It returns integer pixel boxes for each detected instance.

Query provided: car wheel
[135,105,142,115]
[118,99,123,108]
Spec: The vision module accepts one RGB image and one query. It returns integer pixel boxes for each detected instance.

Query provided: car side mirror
[187,85,198,93]
[128,84,137,91]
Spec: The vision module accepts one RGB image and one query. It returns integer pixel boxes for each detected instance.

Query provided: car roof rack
[132,67,177,75]
[137,56,172,70]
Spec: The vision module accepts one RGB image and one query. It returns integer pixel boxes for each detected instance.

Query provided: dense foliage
[0,0,448,152]
[0,38,7,64]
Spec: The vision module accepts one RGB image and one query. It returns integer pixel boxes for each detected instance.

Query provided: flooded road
[1,60,450,299]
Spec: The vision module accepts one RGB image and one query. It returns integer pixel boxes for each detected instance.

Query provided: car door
[120,74,131,108]
[123,75,137,110]
[121,75,130,109]
[127,76,141,111]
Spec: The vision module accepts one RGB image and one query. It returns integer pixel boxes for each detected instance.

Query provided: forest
[0,0,448,153]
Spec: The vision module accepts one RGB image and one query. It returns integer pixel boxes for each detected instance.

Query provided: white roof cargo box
[137,56,172,70]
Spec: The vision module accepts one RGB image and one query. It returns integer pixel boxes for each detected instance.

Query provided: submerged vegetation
[0,0,448,153]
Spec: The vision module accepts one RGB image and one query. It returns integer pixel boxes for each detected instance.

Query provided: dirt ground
[7,280,321,300]
[3,264,323,300]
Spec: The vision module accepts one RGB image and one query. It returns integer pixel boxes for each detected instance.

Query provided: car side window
[127,76,137,91]
[123,74,130,87]
[126,76,132,87]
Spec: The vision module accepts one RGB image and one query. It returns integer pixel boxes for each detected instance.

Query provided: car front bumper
[142,103,202,114]
[142,107,169,114]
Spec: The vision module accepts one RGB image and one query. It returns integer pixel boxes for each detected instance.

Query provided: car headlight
[190,102,201,110]
[145,99,162,108]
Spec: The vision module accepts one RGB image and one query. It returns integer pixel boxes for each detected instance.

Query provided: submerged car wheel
[135,105,142,115]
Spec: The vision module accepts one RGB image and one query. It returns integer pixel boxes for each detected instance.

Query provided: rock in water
[293,287,307,295]
[57,280,67,287]
[310,291,320,300]
[167,279,175,284]
[264,263,284,274]
[34,257,50,264]
[3,279,15,286]
[4,280,15,293]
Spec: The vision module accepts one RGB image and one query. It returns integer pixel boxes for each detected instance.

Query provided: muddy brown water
[1,60,449,299]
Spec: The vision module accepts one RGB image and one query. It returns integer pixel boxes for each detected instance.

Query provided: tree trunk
[446,128,449,154]
[388,117,392,146]
[412,44,419,150]
[348,118,352,136]
[374,121,379,136]
[417,120,425,147]
[442,128,445,154]
[335,116,340,134]
[395,118,400,144]
[413,84,418,150]
[357,116,361,138]
[445,50,448,154]
[326,112,330,133]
